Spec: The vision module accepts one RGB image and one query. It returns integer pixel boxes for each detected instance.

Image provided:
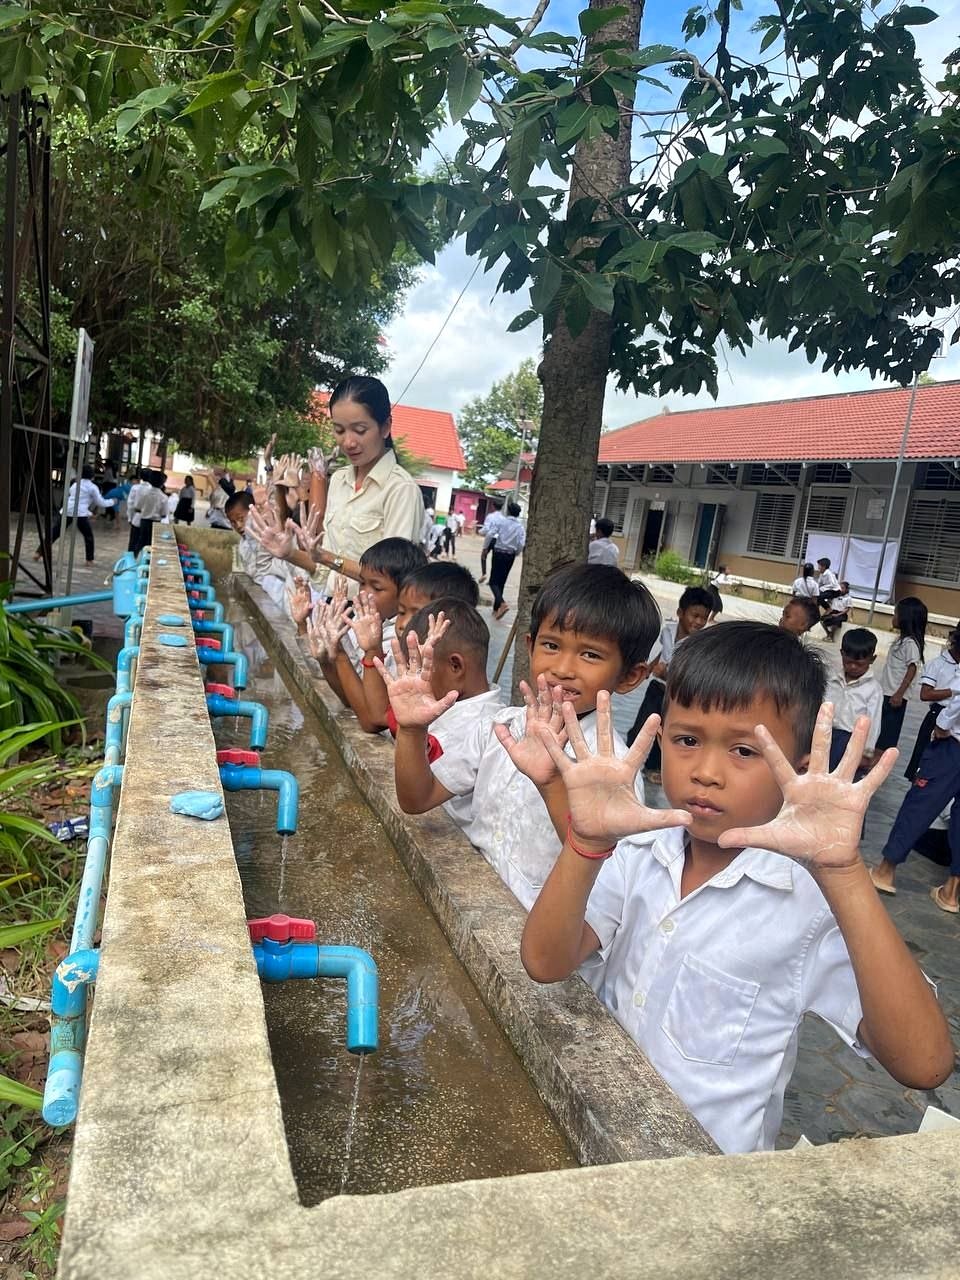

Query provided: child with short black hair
[382,563,657,908]
[518,620,952,1154]
[876,596,927,751]
[820,580,852,641]
[626,585,713,783]
[587,517,619,567]
[779,596,819,638]
[395,561,480,630]
[306,537,426,730]
[827,627,881,771]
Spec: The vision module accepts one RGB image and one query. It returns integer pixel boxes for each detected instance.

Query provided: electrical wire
[394,260,482,403]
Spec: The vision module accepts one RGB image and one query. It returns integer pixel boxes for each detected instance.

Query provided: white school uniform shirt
[879,636,922,698]
[656,620,680,667]
[791,575,819,599]
[430,686,506,828]
[581,826,866,1154]
[828,592,853,614]
[587,538,620,567]
[825,670,882,750]
[817,568,840,593]
[61,478,112,518]
[431,706,644,911]
[935,694,960,744]
[126,480,148,526]
[919,649,960,693]
[493,515,526,555]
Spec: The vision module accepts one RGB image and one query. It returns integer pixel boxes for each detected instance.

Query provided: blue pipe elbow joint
[206,695,269,750]
[219,763,298,833]
[252,937,378,1054]
[186,584,217,604]
[184,569,212,587]
[190,601,224,623]
[193,619,235,652]
[197,647,248,690]
[43,948,100,1126]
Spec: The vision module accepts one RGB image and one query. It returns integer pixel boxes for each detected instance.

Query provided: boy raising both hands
[513,622,952,1154]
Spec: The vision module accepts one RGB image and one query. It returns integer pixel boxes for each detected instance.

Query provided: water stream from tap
[339,1054,365,1194]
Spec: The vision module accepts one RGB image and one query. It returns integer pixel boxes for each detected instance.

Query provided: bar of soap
[156,558,168,565]
[158,633,189,647]
[157,614,186,626]
[169,791,224,821]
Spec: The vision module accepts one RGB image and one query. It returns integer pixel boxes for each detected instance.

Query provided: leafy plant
[654,550,699,585]
[0,722,76,872]
[0,584,108,749]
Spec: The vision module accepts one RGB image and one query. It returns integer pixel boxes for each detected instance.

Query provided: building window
[899,496,960,584]
[605,485,630,533]
[915,462,960,491]
[811,463,851,484]
[747,492,796,557]
[648,465,675,484]
[705,464,739,486]
[791,491,849,558]
[593,483,607,514]
[743,463,802,487]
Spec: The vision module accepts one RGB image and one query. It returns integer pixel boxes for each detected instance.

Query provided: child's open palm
[376,631,458,728]
[287,575,313,627]
[538,692,691,843]
[494,676,569,787]
[247,505,294,560]
[352,591,383,653]
[718,704,896,869]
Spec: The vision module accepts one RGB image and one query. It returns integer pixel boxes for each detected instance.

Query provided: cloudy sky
[381,0,960,429]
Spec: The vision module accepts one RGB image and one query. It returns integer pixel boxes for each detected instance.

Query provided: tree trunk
[510,0,644,695]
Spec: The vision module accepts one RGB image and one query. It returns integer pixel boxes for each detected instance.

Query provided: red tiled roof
[311,391,465,472]
[599,381,960,465]
[489,477,522,491]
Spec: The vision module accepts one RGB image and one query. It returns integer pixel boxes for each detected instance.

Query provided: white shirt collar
[648,827,795,893]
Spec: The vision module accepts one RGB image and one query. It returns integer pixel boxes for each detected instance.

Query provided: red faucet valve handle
[198,637,222,650]
[216,748,260,767]
[247,913,317,943]
[205,682,236,699]
[191,609,206,620]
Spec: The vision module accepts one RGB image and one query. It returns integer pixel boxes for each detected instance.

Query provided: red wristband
[566,816,615,861]
[361,655,382,669]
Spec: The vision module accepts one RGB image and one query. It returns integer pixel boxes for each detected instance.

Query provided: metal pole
[0,96,20,584]
[512,420,531,504]
[867,374,918,625]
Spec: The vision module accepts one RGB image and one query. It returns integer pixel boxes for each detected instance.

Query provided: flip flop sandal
[930,886,959,914]
[869,870,896,896]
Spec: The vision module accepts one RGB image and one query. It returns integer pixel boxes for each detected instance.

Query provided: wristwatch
[330,555,344,572]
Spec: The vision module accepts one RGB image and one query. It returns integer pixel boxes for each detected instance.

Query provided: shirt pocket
[349,512,383,537]
[660,952,760,1066]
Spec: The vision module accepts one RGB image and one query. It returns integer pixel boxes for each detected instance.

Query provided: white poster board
[800,532,898,601]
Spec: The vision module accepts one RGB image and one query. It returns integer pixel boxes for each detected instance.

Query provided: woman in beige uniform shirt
[248,377,425,589]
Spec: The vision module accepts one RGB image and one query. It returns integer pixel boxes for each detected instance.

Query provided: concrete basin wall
[57,540,960,1280]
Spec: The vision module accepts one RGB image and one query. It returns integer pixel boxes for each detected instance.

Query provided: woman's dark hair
[81,465,94,481]
[893,596,927,662]
[667,621,826,753]
[399,561,479,606]
[330,376,394,447]
[359,537,427,588]
[184,475,193,486]
[802,562,815,578]
[530,562,659,672]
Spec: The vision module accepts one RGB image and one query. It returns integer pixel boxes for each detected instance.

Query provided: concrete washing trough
[56,526,960,1280]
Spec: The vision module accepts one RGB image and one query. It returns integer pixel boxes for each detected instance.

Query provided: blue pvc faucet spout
[197,646,248,690]
[219,758,299,833]
[44,949,100,1126]
[193,619,235,652]
[116,645,140,693]
[104,691,133,765]
[249,916,378,1054]
[206,694,269,750]
[191,601,224,623]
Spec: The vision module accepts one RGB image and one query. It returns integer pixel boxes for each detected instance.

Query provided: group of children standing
[226,509,954,1156]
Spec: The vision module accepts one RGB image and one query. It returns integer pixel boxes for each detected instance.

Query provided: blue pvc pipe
[197,646,248,690]
[180,556,204,570]
[115,645,140,694]
[252,941,378,1054]
[191,601,224,623]
[124,618,141,648]
[206,694,269,750]
[193,620,235,652]
[183,569,211,587]
[4,590,113,614]
[104,691,132,766]
[185,584,217,603]
[219,763,298,834]
[43,949,100,1126]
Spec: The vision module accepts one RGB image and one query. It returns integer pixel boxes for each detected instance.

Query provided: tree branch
[506,0,551,55]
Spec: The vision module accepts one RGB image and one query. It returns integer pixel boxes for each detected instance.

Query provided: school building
[595,380,960,618]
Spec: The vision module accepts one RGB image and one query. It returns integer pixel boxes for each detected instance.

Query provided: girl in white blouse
[876,596,928,751]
